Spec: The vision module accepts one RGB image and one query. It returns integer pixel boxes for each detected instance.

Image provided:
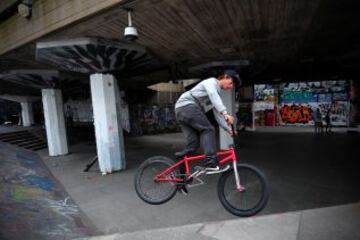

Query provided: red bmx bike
[134,130,269,217]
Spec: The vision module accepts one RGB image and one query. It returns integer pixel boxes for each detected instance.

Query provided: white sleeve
[203,80,227,113]
[213,109,231,132]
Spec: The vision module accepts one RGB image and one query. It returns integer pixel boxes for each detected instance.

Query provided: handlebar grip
[227,124,236,149]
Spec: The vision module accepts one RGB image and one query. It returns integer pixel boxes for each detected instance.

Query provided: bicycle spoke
[219,165,266,214]
[135,157,179,204]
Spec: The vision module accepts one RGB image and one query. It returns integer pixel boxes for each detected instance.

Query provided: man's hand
[224,113,234,125]
[228,129,238,136]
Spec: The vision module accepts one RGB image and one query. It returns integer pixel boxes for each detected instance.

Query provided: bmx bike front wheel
[217,163,269,217]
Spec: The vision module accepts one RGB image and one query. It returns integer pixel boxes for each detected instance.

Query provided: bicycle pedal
[185,177,194,184]
[194,166,206,171]
[178,186,189,195]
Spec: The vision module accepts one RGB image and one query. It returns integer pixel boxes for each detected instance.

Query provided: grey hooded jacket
[175,77,231,132]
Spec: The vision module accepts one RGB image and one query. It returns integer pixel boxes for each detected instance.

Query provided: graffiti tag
[280,105,312,124]
[281,91,315,103]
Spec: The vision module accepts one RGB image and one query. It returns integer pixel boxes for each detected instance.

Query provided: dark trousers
[175,105,217,163]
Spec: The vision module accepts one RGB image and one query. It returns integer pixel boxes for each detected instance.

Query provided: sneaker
[204,159,219,169]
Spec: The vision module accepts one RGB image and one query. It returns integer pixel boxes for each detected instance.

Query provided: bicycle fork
[233,160,245,192]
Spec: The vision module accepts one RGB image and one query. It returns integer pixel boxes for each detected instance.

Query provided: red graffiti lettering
[280,105,312,124]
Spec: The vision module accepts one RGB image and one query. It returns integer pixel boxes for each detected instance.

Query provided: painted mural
[64,93,130,133]
[253,80,350,126]
[279,81,350,126]
[129,104,179,135]
[63,96,179,136]
[254,84,277,102]
[280,104,313,124]
[253,84,277,126]
[0,142,92,239]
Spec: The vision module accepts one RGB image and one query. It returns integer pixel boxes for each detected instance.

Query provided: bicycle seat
[175,151,197,160]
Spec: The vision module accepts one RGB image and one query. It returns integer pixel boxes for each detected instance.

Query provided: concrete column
[20,102,34,127]
[90,73,125,174]
[220,88,236,150]
[41,89,68,156]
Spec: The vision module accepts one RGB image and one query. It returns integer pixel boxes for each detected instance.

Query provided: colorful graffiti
[0,142,92,239]
[64,94,131,132]
[254,84,276,101]
[278,80,350,126]
[130,104,179,135]
[281,91,316,103]
[317,101,349,126]
[280,81,350,103]
[280,104,313,124]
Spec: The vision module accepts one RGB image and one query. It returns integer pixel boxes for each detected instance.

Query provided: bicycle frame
[155,148,238,184]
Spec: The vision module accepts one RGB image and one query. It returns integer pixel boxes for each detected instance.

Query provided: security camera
[124,8,138,41]
[18,1,32,18]
[124,26,138,41]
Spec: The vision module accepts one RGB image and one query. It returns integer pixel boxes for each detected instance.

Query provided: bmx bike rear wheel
[134,156,179,205]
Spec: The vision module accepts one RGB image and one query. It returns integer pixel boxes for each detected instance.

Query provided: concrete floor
[78,202,360,240]
[37,126,360,236]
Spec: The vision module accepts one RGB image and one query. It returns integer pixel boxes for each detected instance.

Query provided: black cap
[223,69,241,85]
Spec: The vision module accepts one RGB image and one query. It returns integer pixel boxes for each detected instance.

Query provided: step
[30,145,48,151]
[18,140,46,148]
[0,130,28,137]
[3,136,39,143]
[0,133,34,141]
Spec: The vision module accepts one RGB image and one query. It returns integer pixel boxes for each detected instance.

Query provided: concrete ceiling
[1,0,359,94]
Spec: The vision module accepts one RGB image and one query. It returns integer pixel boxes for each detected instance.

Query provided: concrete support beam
[20,101,34,127]
[90,73,125,174]
[0,0,125,55]
[0,94,40,103]
[220,89,236,150]
[41,89,68,156]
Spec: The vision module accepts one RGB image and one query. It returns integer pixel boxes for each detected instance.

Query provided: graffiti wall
[254,80,350,126]
[64,98,93,123]
[64,91,130,132]
[254,84,277,102]
[253,84,277,126]
[280,104,313,124]
[279,81,350,126]
[129,104,179,135]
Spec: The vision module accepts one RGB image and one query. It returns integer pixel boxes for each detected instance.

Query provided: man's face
[221,75,234,90]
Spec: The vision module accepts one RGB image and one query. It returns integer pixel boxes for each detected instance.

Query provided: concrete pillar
[220,88,236,150]
[41,89,68,156]
[20,102,34,127]
[90,73,125,174]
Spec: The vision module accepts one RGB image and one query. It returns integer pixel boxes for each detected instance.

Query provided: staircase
[0,130,47,151]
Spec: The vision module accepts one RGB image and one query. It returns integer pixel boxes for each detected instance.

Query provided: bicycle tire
[217,163,269,217]
[134,156,178,205]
